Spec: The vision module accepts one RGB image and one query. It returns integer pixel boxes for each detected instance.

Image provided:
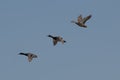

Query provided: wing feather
[53,40,58,46]
[28,54,33,62]
[77,15,82,23]
[82,15,92,24]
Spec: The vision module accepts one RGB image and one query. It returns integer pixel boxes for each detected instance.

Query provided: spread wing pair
[71,14,92,28]
[19,53,37,62]
[48,35,66,46]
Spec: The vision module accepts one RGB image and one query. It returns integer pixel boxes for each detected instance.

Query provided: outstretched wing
[28,54,33,62]
[53,40,58,46]
[77,15,82,23]
[82,15,92,24]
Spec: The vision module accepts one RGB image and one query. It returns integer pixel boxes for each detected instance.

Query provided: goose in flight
[19,53,37,62]
[71,14,92,28]
[48,35,66,46]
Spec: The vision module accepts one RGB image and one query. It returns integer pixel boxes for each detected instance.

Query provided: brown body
[71,14,92,28]
[19,53,37,62]
[48,35,66,46]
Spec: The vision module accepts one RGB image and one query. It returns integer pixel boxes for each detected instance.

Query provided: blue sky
[0,0,120,80]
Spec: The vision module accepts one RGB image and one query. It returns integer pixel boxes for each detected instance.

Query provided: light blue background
[0,0,120,80]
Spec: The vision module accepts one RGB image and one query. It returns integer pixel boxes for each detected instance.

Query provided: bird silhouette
[48,35,66,46]
[71,14,92,28]
[19,53,37,62]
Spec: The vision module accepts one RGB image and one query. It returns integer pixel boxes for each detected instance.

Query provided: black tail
[48,35,54,38]
[19,53,28,56]
[64,40,66,43]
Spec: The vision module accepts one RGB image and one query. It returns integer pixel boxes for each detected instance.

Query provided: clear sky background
[0,0,120,80]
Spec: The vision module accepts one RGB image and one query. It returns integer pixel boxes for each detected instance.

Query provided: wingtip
[89,14,92,18]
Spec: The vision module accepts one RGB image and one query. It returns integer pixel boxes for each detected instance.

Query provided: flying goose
[19,53,37,62]
[71,14,92,28]
[48,35,66,46]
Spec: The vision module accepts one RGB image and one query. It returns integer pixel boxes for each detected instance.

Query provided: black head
[19,53,28,56]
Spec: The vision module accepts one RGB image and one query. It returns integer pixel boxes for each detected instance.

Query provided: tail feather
[64,40,66,43]
[61,40,66,44]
